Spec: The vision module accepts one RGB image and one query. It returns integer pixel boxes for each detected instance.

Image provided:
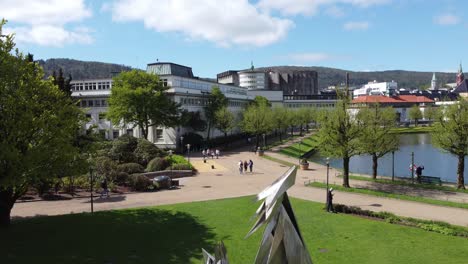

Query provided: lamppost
[411,151,414,184]
[392,151,395,182]
[168,149,173,179]
[186,144,191,163]
[89,162,94,213]
[326,157,330,207]
[180,136,184,154]
[299,141,303,164]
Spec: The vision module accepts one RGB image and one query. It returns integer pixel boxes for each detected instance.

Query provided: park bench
[420,176,442,186]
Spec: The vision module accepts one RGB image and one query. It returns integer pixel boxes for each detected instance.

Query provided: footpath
[11,134,468,227]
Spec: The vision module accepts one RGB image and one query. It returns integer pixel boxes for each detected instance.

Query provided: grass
[310,182,468,209]
[3,197,468,264]
[262,154,296,167]
[279,133,319,159]
[342,174,468,194]
[390,126,433,134]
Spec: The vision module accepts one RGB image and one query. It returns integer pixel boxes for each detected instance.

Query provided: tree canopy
[0,20,85,226]
[214,107,236,137]
[408,105,423,126]
[107,70,182,140]
[241,104,273,149]
[204,86,228,140]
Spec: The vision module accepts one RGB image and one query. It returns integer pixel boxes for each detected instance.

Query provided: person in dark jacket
[326,188,335,213]
[100,178,110,198]
[248,159,253,173]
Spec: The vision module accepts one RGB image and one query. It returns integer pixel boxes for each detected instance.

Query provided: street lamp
[392,151,395,182]
[89,161,95,213]
[168,149,173,179]
[186,144,191,163]
[325,157,330,209]
[180,136,184,154]
[299,141,303,164]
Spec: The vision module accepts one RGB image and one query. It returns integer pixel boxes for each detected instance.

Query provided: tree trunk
[279,131,282,142]
[0,189,15,227]
[457,154,466,189]
[206,122,211,141]
[255,134,259,149]
[343,156,350,188]
[299,124,303,136]
[372,154,378,179]
[290,126,294,136]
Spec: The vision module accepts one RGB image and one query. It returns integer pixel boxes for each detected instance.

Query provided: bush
[117,163,144,174]
[95,156,118,179]
[128,174,152,191]
[169,164,192,170]
[114,172,130,185]
[146,157,169,172]
[108,134,138,163]
[135,138,165,166]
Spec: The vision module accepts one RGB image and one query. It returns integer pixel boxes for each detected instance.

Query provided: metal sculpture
[202,241,229,264]
[246,166,313,264]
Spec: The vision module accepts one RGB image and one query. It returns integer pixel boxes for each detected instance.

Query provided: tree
[107,70,182,140]
[52,68,72,97]
[214,107,235,137]
[357,104,399,179]
[204,86,228,141]
[408,105,423,126]
[431,100,468,189]
[249,96,271,107]
[272,107,290,142]
[316,94,360,188]
[180,110,207,132]
[241,104,273,149]
[423,105,437,123]
[0,20,84,226]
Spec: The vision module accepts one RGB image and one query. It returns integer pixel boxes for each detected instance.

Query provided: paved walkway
[11,144,468,227]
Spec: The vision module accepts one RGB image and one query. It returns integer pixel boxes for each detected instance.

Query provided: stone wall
[141,170,194,179]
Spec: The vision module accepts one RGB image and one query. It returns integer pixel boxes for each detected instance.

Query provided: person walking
[215,149,220,159]
[100,178,110,198]
[243,160,248,173]
[238,160,244,174]
[211,150,215,159]
[248,159,253,173]
[416,165,424,183]
[202,149,206,159]
[326,188,335,213]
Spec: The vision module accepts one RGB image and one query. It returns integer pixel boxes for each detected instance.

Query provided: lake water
[309,133,468,183]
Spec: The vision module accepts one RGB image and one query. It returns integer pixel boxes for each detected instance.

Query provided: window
[88,100,94,107]
[95,100,101,107]
[101,100,107,107]
[126,129,133,136]
[113,130,120,139]
[156,129,164,141]
[85,114,91,119]
[80,100,87,107]
[99,112,106,120]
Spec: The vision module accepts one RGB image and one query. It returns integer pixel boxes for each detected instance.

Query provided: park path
[11,143,468,227]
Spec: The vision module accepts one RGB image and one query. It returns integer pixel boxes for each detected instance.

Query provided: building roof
[352,95,434,104]
[454,79,468,94]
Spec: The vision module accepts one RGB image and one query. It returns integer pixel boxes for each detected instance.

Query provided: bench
[419,176,442,185]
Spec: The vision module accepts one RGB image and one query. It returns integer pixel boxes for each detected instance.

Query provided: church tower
[430,72,438,90]
[456,63,465,86]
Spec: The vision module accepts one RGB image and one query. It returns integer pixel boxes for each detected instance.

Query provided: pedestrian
[326,188,335,213]
[238,160,243,174]
[100,178,110,198]
[211,150,215,159]
[243,160,248,172]
[248,159,253,173]
[215,149,220,159]
[416,165,424,182]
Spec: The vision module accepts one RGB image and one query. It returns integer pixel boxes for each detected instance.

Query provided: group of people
[202,149,220,160]
[238,160,254,174]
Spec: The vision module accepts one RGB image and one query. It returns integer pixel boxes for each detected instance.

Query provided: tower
[431,72,438,90]
[456,63,465,86]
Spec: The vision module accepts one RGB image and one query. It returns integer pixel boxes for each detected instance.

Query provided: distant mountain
[253,66,456,90]
[37,58,134,80]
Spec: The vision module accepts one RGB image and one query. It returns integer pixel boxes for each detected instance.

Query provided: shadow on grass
[4,208,216,264]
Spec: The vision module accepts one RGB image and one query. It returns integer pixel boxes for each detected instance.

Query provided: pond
[309,133,467,183]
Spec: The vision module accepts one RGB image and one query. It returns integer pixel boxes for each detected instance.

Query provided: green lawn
[390,126,433,134]
[3,197,468,263]
[279,134,319,159]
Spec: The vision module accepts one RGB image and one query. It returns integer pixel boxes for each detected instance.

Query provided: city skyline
[1,0,467,78]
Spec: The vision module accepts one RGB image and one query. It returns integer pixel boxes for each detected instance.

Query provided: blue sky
[1,0,467,78]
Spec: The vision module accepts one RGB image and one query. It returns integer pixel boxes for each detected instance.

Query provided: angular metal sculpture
[246,166,313,264]
[202,241,229,264]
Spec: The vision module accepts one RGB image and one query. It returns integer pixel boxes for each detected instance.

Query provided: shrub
[135,138,165,166]
[128,174,152,191]
[169,164,192,170]
[146,157,169,172]
[109,134,138,163]
[95,156,118,179]
[168,155,189,165]
[117,163,144,174]
[114,172,130,185]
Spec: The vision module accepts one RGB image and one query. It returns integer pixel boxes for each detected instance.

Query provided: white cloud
[257,0,390,16]
[434,13,460,25]
[107,0,293,47]
[326,6,345,18]
[0,0,93,46]
[343,21,369,30]
[288,53,333,63]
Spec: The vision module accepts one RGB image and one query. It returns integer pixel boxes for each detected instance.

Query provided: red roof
[352,95,434,104]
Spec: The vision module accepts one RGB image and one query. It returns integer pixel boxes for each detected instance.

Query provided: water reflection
[310,133,467,183]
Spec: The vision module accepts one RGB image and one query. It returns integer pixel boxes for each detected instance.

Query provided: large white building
[353,80,398,98]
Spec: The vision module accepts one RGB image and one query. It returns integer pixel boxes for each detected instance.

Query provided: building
[217,70,239,86]
[73,62,250,148]
[353,80,398,98]
[239,69,268,90]
[351,95,435,123]
[454,63,468,98]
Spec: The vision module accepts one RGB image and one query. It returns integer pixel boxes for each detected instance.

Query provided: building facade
[353,80,398,98]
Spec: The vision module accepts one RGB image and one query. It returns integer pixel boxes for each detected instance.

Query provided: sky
[1,0,467,78]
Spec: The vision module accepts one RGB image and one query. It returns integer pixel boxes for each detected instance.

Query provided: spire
[457,62,465,86]
[459,62,463,73]
[432,72,437,81]
[250,61,254,71]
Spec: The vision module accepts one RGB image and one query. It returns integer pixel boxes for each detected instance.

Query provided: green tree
[204,86,228,141]
[214,107,235,137]
[241,104,273,149]
[408,105,423,126]
[431,100,468,189]
[423,105,437,123]
[316,94,360,187]
[0,20,84,226]
[52,68,73,97]
[272,107,290,142]
[107,70,182,140]
[357,104,399,179]
[249,95,271,107]
[180,110,207,132]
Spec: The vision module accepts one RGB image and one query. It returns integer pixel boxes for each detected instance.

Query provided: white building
[353,80,398,98]
[238,70,268,90]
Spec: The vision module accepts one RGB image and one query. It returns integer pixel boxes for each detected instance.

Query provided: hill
[253,66,456,90]
[37,58,133,80]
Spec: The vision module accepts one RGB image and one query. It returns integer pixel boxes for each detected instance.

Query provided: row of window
[72,82,111,91]
[180,97,247,107]
[285,103,335,108]
[79,99,108,108]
